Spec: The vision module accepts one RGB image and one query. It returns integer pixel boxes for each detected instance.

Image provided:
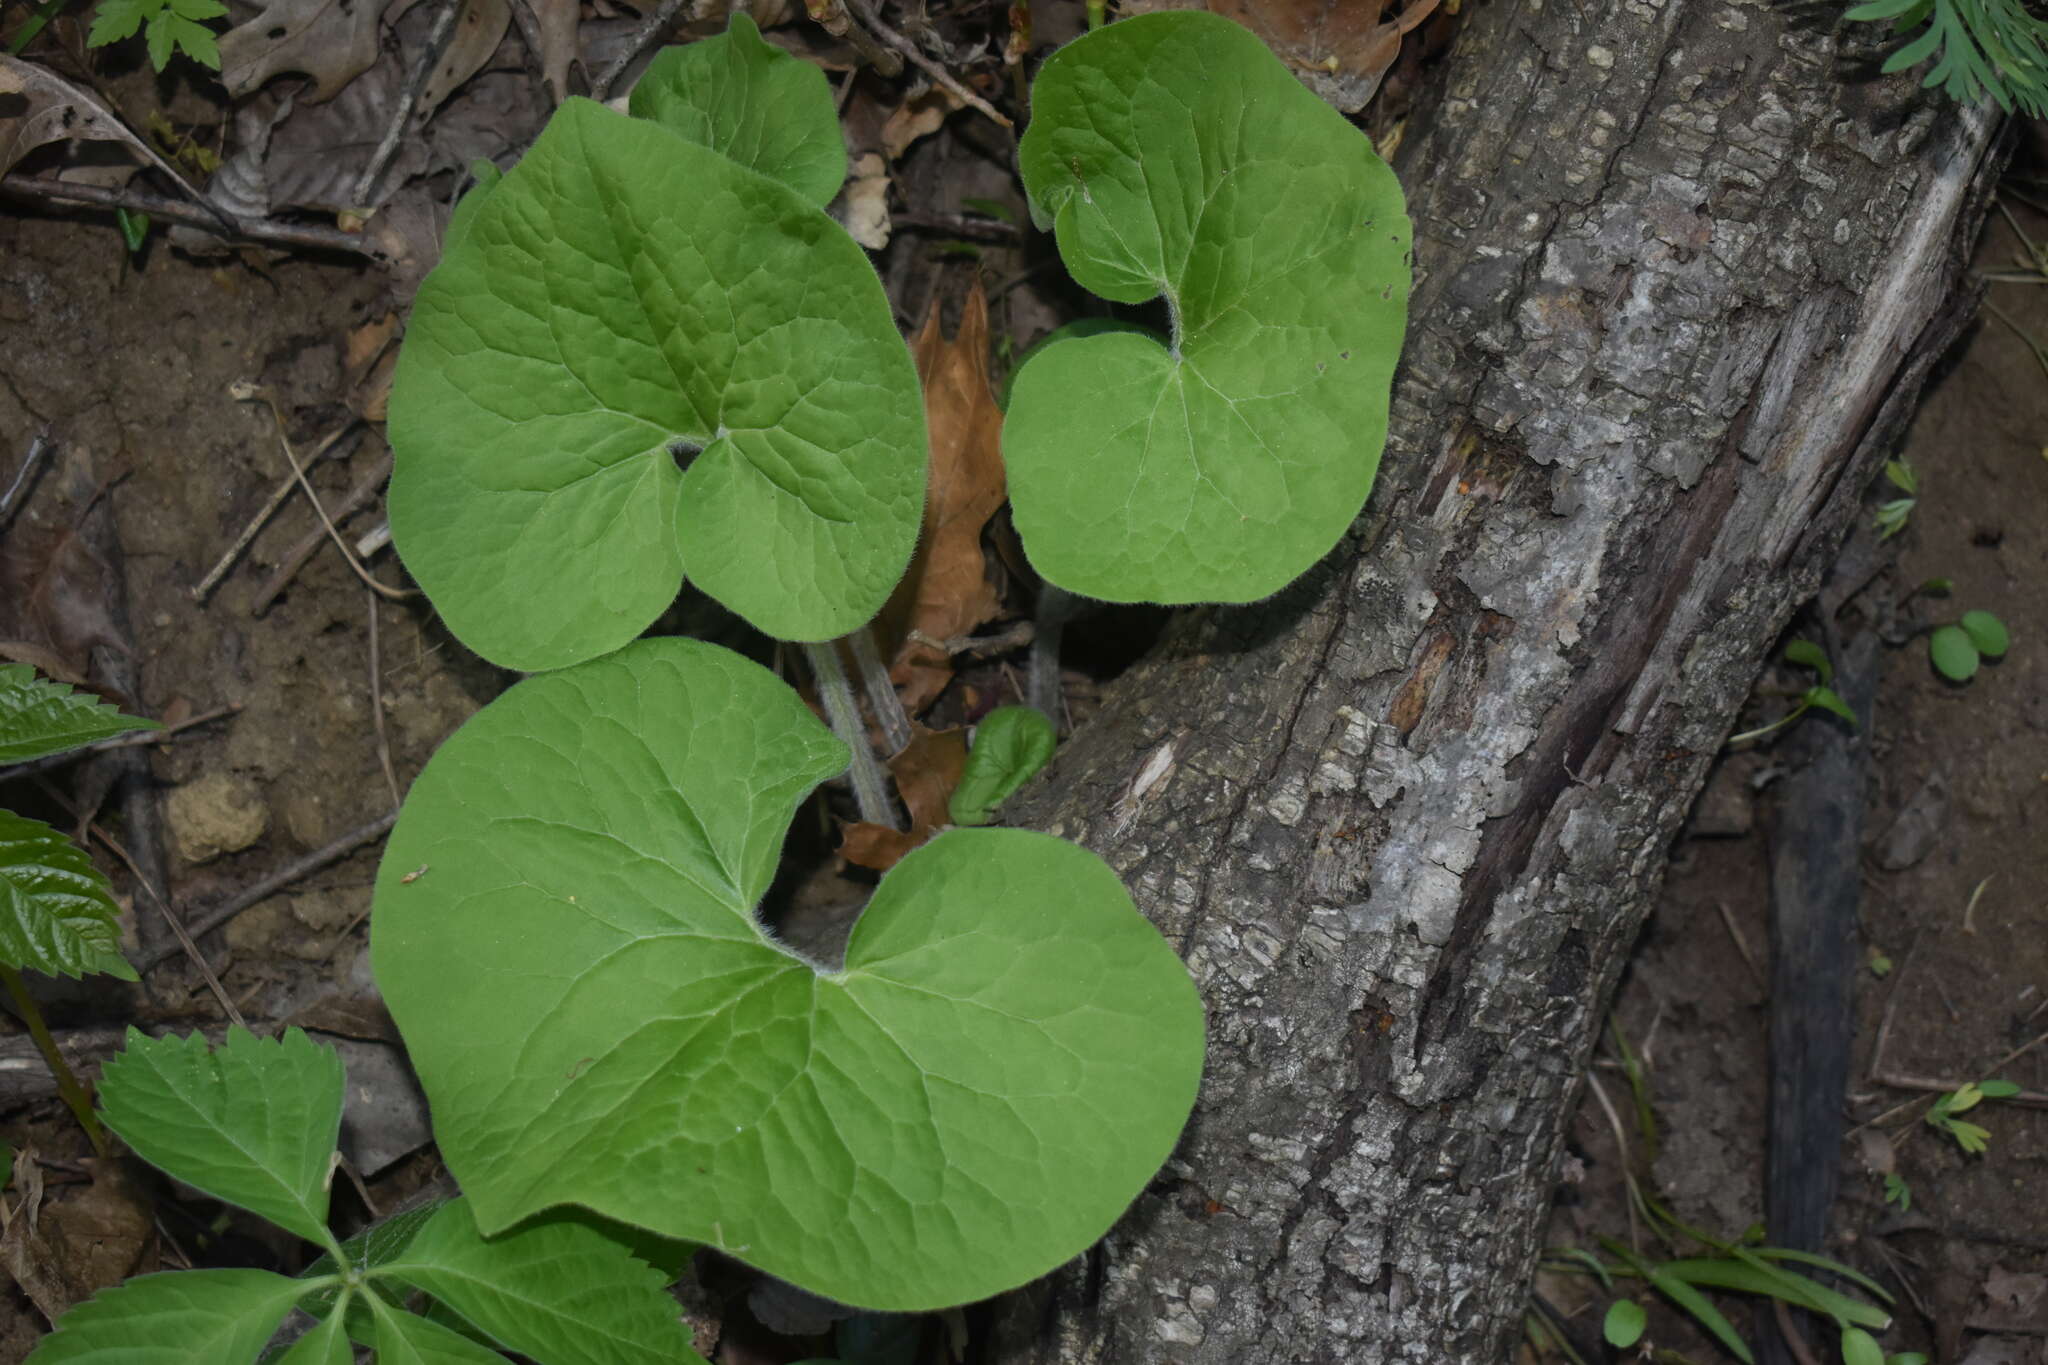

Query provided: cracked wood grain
[987,0,2003,1360]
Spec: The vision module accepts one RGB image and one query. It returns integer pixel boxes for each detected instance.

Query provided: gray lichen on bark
[990,0,2001,1361]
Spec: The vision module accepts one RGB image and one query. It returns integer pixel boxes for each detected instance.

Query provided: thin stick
[0,174,375,256]
[892,212,1025,244]
[849,627,912,755]
[0,429,53,531]
[841,0,1013,129]
[368,590,402,808]
[354,0,465,206]
[589,0,694,101]
[192,422,363,602]
[233,387,412,602]
[138,811,399,973]
[504,0,558,101]
[0,965,108,1158]
[86,825,245,1029]
[0,704,240,785]
[1713,900,1765,987]
[805,641,898,829]
[252,452,395,613]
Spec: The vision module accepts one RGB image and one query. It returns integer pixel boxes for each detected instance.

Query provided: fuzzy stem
[805,641,898,829]
[0,964,108,1158]
[1029,584,1080,731]
[848,627,913,756]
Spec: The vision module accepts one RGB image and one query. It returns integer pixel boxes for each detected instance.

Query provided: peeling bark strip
[991,2,2001,1361]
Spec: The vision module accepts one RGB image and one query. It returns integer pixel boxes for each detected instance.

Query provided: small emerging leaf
[1959,609,2009,658]
[1602,1298,1647,1347]
[98,1026,345,1246]
[1783,638,1832,684]
[1977,1078,2022,1098]
[1882,458,1917,494]
[1945,1118,1991,1154]
[26,1268,309,1365]
[1804,686,1857,728]
[1928,624,1979,681]
[0,663,160,764]
[1841,1326,1885,1365]
[949,705,1056,826]
[0,810,138,980]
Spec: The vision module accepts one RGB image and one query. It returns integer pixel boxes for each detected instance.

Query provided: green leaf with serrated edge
[88,0,149,46]
[370,1199,705,1365]
[25,1268,312,1364]
[274,1294,353,1365]
[629,14,845,209]
[99,1026,345,1247]
[1006,11,1409,603]
[297,1199,446,1321]
[367,1294,510,1365]
[949,705,1056,826]
[1959,609,2009,657]
[388,98,924,670]
[1783,638,1831,684]
[372,638,1205,1309]
[1929,624,1979,681]
[0,664,160,764]
[1602,1299,1646,1348]
[0,810,136,980]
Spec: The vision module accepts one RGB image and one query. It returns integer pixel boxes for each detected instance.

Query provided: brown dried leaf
[885,286,1006,714]
[346,311,403,420]
[529,0,581,103]
[417,0,513,118]
[0,56,178,182]
[218,0,397,102]
[880,87,959,161]
[837,725,967,871]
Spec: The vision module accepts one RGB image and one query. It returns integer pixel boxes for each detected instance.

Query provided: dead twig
[0,429,53,532]
[840,0,1012,129]
[137,811,399,974]
[191,421,364,603]
[0,174,375,256]
[252,452,396,613]
[892,211,1025,243]
[368,590,402,809]
[0,704,241,785]
[1713,899,1765,988]
[98,830,246,1029]
[354,0,465,205]
[589,0,696,101]
[233,388,413,605]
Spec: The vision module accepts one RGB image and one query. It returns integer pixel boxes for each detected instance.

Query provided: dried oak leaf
[218,0,396,101]
[886,285,1007,714]
[837,724,968,872]
[0,55,183,181]
[1122,0,1439,112]
[416,0,513,120]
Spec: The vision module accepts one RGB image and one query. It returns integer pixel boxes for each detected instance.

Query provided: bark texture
[989,1,2003,1360]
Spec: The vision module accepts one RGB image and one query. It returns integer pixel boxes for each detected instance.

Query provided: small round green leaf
[629,14,845,208]
[1603,1297,1647,1347]
[1928,624,1979,681]
[372,638,1204,1309]
[389,99,925,669]
[948,705,1057,826]
[1958,609,2009,658]
[1841,1326,1885,1365]
[1008,11,1410,603]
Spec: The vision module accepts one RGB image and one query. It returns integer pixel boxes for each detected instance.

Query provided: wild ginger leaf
[1007,11,1410,602]
[629,14,845,208]
[372,1199,706,1365]
[0,663,159,764]
[949,705,1056,826]
[388,98,925,670]
[372,638,1205,1309]
[0,810,137,981]
[25,1268,309,1364]
[98,1026,345,1247]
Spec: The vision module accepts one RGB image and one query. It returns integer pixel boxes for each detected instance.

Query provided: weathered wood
[989,1,2003,1360]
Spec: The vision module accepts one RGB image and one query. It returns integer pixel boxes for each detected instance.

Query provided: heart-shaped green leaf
[1007,11,1410,602]
[372,638,1203,1309]
[629,15,845,208]
[98,1026,345,1247]
[0,810,137,980]
[389,97,925,670]
[949,704,1056,826]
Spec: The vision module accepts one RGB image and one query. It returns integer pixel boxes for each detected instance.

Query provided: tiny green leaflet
[1006,11,1411,603]
[371,637,1205,1310]
[388,30,925,671]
